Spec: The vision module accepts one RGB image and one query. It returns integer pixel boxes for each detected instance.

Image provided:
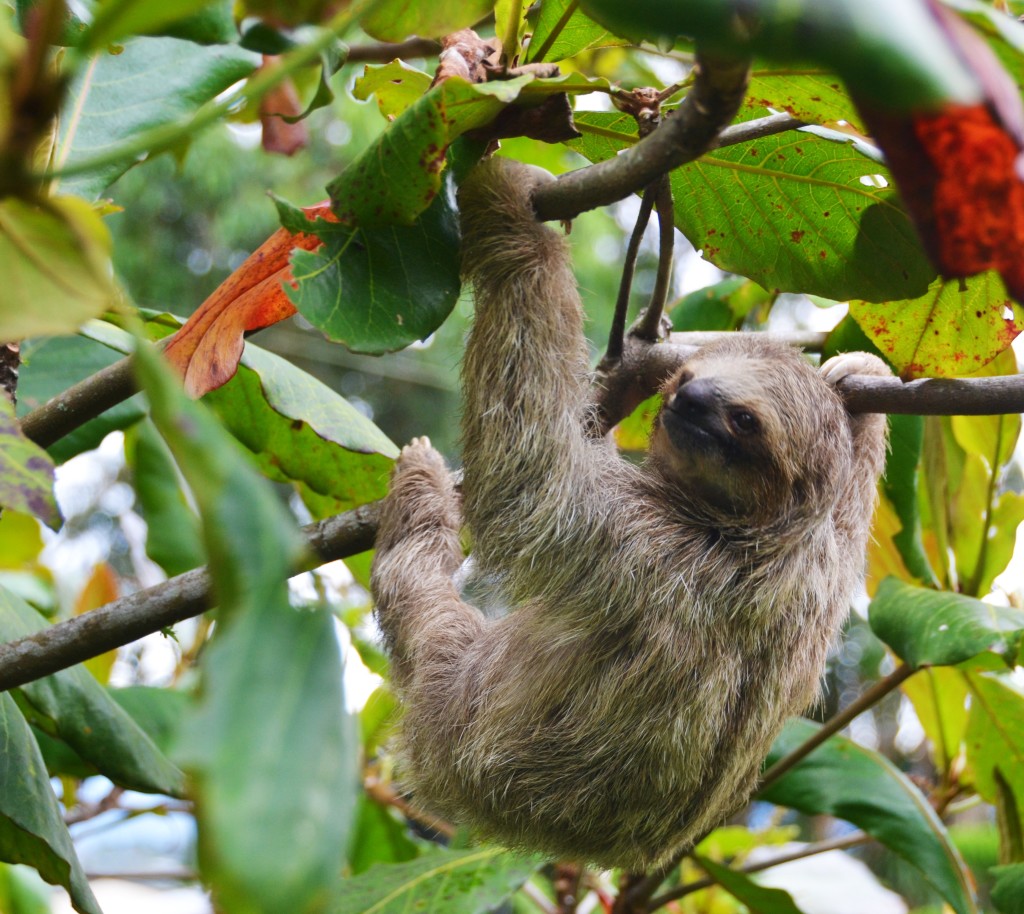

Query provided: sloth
[370,157,891,869]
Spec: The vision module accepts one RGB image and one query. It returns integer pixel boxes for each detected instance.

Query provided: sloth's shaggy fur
[370,158,890,869]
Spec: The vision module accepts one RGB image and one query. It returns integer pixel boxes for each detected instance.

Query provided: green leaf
[126,420,205,576]
[0,692,101,914]
[744,67,863,130]
[0,586,186,796]
[578,0,982,109]
[902,667,969,776]
[870,578,1024,669]
[327,73,535,227]
[353,61,433,118]
[82,0,226,50]
[361,0,494,41]
[0,862,51,914]
[54,37,259,199]
[669,276,772,331]
[110,684,192,755]
[348,795,420,875]
[0,398,59,529]
[761,718,977,914]
[18,332,145,464]
[0,196,115,339]
[695,856,805,914]
[569,112,936,302]
[992,862,1024,914]
[881,414,939,586]
[203,342,399,516]
[526,0,624,62]
[133,340,358,914]
[282,188,462,355]
[964,671,1024,851]
[850,274,1024,379]
[329,847,539,914]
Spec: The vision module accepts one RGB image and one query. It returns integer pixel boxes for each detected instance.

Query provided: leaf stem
[646,832,872,910]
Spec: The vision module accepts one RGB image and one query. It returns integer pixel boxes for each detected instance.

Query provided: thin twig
[20,355,136,448]
[532,51,752,222]
[0,503,379,693]
[758,663,915,792]
[646,832,873,910]
[634,175,674,341]
[605,189,656,363]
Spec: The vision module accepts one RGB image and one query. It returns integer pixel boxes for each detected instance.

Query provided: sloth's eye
[729,410,760,436]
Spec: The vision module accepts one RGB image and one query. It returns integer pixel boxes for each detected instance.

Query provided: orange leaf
[75,563,119,682]
[163,202,336,397]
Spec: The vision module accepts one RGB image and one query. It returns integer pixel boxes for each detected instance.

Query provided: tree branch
[345,37,441,63]
[532,51,753,222]
[0,503,379,693]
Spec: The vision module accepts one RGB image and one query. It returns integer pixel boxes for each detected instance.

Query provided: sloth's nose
[673,377,719,417]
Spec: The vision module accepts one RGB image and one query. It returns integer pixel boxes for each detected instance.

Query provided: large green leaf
[525,0,624,62]
[0,196,115,339]
[0,692,101,914]
[330,847,539,914]
[696,856,805,914]
[361,0,494,41]
[0,398,59,529]
[761,718,976,914]
[578,0,982,109]
[568,111,936,303]
[279,191,461,355]
[0,586,186,796]
[880,414,939,586]
[82,0,226,49]
[126,420,205,576]
[902,667,969,777]
[203,342,398,516]
[134,340,358,914]
[54,37,259,199]
[849,274,1024,379]
[744,67,863,130]
[992,863,1024,914]
[348,796,420,876]
[964,671,1024,853]
[870,578,1024,669]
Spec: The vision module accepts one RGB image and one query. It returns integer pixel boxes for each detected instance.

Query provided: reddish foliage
[862,102,1024,303]
[163,203,337,397]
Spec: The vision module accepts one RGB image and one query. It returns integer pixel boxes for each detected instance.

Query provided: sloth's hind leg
[371,438,483,689]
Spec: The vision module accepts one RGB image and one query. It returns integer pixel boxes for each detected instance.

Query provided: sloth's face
[648,341,849,520]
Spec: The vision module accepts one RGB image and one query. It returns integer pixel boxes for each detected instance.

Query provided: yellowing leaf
[0,196,115,339]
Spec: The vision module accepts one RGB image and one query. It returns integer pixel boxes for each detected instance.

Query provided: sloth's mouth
[662,406,726,452]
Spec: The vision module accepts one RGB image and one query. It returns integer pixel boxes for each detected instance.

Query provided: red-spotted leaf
[870,578,1024,669]
[568,112,935,303]
[761,718,976,914]
[162,202,337,397]
[850,273,1022,378]
[327,73,535,227]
